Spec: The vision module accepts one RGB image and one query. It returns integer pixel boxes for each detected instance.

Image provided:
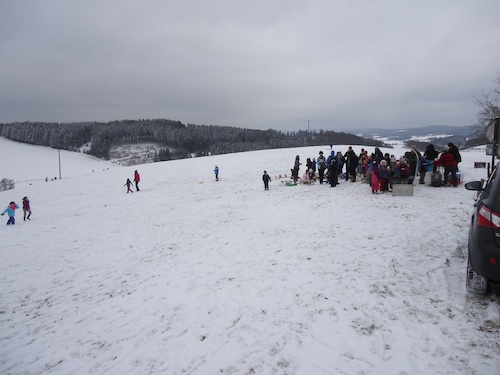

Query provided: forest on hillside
[0,120,387,162]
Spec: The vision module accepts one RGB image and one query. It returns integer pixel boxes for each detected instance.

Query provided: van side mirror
[465,181,484,191]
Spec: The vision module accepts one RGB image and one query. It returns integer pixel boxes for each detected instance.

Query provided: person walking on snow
[214,165,219,181]
[22,196,31,221]
[262,171,271,190]
[134,170,140,191]
[125,178,134,193]
[2,201,19,225]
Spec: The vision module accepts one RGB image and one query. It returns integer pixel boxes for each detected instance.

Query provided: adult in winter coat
[22,196,31,221]
[406,146,422,184]
[424,144,439,171]
[262,171,271,190]
[434,147,458,187]
[447,143,462,169]
[317,151,327,184]
[344,147,359,182]
[336,152,345,175]
[373,147,384,163]
[1,201,19,225]
[419,144,437,184]
[292,156,301,183]
[327,151,338,187]
[134,170,141,191]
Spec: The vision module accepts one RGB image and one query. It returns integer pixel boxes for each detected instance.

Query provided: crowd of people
[284,143,462,193]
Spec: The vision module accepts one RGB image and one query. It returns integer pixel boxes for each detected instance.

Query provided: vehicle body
[465,165,500,294]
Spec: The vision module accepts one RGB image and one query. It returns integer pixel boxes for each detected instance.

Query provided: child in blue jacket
[214,165,219,181]
[1,201,20,225]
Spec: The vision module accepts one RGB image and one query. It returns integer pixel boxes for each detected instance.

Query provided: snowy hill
[0,137,499,375]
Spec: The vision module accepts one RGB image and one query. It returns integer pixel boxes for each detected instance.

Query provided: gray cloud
[1,0,499,131]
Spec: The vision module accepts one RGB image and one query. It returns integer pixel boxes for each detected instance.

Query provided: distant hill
[0,120,387,166]
[346,125,482,150]
[351,125,475,141]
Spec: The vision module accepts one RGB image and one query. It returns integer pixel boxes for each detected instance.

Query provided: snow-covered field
[0,137,499,375]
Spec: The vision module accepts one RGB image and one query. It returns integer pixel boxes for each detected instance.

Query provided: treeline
[0,119,387,162]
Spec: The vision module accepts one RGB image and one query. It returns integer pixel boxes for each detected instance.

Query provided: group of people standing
[357,143,461,193]
[285,142,462,192]
[289,146,363,188]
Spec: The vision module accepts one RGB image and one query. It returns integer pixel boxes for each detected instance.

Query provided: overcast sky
[1,1,499,131]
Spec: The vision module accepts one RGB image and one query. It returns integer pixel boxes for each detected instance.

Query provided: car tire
[466,257,488,295]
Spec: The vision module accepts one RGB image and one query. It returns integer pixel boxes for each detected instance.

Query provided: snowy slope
[0,137,499,375]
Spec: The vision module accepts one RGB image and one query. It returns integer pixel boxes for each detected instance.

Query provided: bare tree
[474,73,500,130]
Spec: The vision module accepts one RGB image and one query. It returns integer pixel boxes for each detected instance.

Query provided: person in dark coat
[419,144,437,184]
[406,146,422,185]
[344,147,358,182]
[306,158,313,172]
[447,143,462,170]
[292,155,301,183]
[424,144,439,172]
[373,147,384,163]
[336,152,345,175]
[327,152,338,187]
[326,150,339,187]
[22,196,32,221]
[317,151,327,184]
[262,171,271,190]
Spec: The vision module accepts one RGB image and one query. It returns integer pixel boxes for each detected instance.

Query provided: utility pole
[307,120,310,132]
[58,149,62,179]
